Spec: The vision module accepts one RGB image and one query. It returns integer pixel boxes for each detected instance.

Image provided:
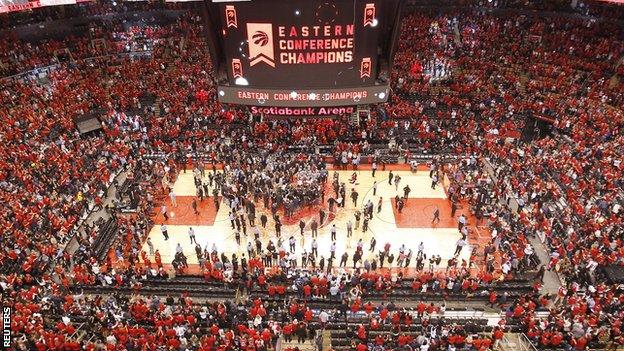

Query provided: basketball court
[143,164,486,273]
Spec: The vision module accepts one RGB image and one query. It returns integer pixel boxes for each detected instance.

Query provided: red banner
[0,0,92,13]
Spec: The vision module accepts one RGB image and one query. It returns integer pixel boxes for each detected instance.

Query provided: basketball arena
[1,0,623,350]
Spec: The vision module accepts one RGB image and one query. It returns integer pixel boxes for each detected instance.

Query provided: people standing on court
[350,188,359,206]
[275,218,282,237]
[429,163,437,178]
[229,212,235,229]
[346,220,353,238]
[213,194,220,212]
[339,184,346,208]
[288,236,296,253]
[369,237,377,252]
[405,249,412,267]
[188,227,196,244]
[146,237,154,255]
[169,190,177,207]
[356,239,364,252]
[418,242,425,256]
[432,208,441,224]
[196,186,204,202]
[161,205,169,221]
[310,219,318,237]
[340,252,349,267]
[161,224,169,240]
[454,237,466,256]
[458,214,467,231]
[192,198,199,215]
[299,220,306,235]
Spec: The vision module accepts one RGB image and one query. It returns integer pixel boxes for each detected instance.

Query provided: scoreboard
[220,0,381,89]
[205,0,405,107]
[0,0,91,13]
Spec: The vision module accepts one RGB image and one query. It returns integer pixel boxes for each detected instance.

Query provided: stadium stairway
[499,333,537,351]
[278,338,317,351]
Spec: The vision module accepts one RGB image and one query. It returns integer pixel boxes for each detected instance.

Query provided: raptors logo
[251,31,269,46]
[232,58,243,78]
[360,57,371,78]
[363,3,375,27]
[247,23,275,67]
[225,5,237,28]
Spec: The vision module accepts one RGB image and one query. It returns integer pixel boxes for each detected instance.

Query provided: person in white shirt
[458,214,467,229]
[146,237,154,255]
[319,310,329,325]
[161,205,169,221]
[454,238,466,256]
[501,261,511,275]
[169,191,177,207]
[106,335,117,344]
[311,239,318,256]
[175,325,186,337]
[188,227,196,244]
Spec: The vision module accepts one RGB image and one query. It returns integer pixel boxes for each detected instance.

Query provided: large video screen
[0,0,90,14]
[218,0,383,89]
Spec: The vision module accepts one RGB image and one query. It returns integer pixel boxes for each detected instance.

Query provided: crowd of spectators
[0,2,623,350]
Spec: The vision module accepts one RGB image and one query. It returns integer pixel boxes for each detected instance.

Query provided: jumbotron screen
[0,0,90,13]
[210,0,396,107]
[220,0,381,88]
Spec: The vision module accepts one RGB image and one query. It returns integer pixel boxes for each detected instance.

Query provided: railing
[0,63,60,83]
[500,333,539,351]
[519,333,540,351]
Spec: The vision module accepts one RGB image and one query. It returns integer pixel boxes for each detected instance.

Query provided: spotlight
[371,19,378,27]
[219,90,225,96]
[234,77,249,86]
[290,91,298,98]
[295,10,300,16]
[378,92,386,99]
